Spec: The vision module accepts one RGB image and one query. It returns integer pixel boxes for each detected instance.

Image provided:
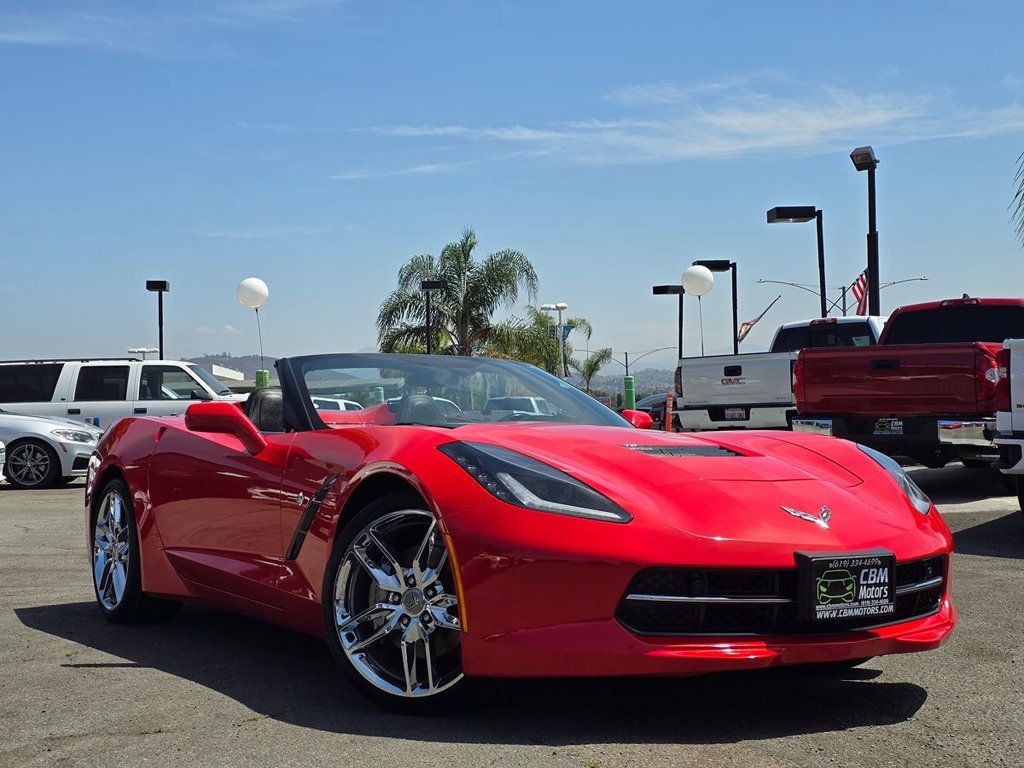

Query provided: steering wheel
[393,394,448,427]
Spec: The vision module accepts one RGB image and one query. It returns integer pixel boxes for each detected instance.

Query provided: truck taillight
[792,356,805,402]
[996,348,1011,412]
[674,366,682,397]
[976,350,1000,403]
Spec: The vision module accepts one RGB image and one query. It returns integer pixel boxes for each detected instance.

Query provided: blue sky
[2,1,1023,369]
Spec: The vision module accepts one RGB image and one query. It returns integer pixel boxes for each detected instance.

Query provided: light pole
[610,346,676,377]
[420,279,443,355]
[851,146,880,315]
[766,206,827,318]
[539,302,569,376]
[692,259,738,354]
[145,280,170,360]
[652,285,685,360]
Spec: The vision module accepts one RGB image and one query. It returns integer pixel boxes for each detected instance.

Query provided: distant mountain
[186,353,278,382]
[584,367,675,397]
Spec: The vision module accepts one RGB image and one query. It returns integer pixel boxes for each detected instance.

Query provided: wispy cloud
[0,1,342,55]
[330,162,468,181]
[190,224,335,239]
[360,80,1024,166]
[196,324,242,335]
[602,72,780,106]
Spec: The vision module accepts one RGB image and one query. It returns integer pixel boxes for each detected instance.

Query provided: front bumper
[55,441,96,477]
[793,417,997,451]
[445,498,956,678]
[459,601,956,678]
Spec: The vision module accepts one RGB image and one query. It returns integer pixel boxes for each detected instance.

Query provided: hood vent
[622,444,740,458]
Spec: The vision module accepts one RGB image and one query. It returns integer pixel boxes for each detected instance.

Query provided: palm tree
[1013,152,1024,246]
[570,347,613,394]
[485,306,592,374]
[377,228,538,355]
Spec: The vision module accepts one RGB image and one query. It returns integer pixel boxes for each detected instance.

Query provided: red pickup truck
[792,297,1024,468]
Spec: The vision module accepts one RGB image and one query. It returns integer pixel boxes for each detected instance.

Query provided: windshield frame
[186,364,234,396]
[278,353,628,432]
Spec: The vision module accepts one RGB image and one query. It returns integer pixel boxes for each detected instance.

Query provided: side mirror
[190,388,212,401]
[185,402,267,455]
[621,409,654,429]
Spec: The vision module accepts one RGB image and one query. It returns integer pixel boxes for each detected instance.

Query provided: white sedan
[0,410,103,489]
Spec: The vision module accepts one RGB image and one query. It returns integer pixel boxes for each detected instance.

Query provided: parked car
[0,358,243,429]
[86,352,954,713]
[0,409,103,489]
[793,297,1024,468]
[0,440,5,481]
[994,338,1024,515]
[673,316,885,431]
[481,396,557,416]
[311,396,364,411]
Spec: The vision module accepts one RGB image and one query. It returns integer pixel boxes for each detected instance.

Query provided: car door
[146,420,295,617]
[68,363,135,428]
[135,363,210,418]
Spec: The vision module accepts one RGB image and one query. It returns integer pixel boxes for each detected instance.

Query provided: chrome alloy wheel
[334,510,463,698]
[92,490,131,610]
[7,443,52,487]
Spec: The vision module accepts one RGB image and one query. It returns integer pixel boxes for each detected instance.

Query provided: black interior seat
[245,386,285,433]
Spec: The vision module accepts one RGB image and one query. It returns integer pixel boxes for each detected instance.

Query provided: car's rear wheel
[5,440,60,489]
[90,478,181,623]
[323,491,465,713]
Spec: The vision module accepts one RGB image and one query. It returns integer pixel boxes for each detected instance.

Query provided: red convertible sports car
[85,353,956,712]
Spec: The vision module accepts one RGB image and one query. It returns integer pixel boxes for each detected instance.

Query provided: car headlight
[857,444,932,515]
[51,429,96,444]
[438,441,631,523]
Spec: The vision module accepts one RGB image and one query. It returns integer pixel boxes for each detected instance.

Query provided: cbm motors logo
[816,569,856,604]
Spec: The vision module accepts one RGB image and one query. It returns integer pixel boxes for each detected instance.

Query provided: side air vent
[622,445,740,458]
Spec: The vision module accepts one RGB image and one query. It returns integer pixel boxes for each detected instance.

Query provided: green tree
[569,347,613,394]
[485,306,592,373]
[377,228,538,355]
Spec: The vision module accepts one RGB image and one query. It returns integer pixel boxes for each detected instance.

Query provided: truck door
[135,363,211,418]
[68,363,134,428]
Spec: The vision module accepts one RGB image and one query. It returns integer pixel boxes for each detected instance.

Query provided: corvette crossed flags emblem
[781,505,832,530]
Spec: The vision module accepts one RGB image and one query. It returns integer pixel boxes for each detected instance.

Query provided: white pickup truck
[0,358,243,429]
[994,338,1024,516]
[673,316,886,431]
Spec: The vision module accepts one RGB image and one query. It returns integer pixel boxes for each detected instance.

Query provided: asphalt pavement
[0,465,1021,768]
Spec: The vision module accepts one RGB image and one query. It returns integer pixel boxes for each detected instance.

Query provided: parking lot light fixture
[539,302,570,376]
[652,285,685,360]
[767,206,827,319]
[420,280,443,355]
[145,280,170,360]
[850,145,880,315]
[693,260,738,354]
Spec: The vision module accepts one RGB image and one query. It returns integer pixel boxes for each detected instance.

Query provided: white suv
[0,358,243,429]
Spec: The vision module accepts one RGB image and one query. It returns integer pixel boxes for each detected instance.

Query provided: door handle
[67,408,81,415]
[134,407,148,414]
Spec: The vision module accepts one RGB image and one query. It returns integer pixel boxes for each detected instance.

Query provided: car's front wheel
[90,478,181,623]
[323,491,465,713]
[4,440,60,489]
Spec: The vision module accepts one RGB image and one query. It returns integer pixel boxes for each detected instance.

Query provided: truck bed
[796,342,999,417]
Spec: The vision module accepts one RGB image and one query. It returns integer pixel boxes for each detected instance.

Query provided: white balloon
[682,265,714,297]
[236,277,270,309]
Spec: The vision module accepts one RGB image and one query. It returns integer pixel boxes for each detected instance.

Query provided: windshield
[297,354,626,429]
[186,364,234,396]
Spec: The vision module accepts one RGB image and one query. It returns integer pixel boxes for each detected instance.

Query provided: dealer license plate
[796,551,897,623]
[873,417,904,436]
[724,407,746,421]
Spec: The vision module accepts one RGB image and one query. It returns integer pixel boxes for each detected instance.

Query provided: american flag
[851,271,869,316]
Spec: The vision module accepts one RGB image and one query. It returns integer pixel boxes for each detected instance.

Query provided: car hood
[448,424,932,551]
[0,411,103,434]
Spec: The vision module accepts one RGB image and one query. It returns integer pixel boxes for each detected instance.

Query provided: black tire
[960,458,991,469]
[1017,476,1024,516]
[4,440,61,489]
[90,478,182,623]
[322,489,468,714]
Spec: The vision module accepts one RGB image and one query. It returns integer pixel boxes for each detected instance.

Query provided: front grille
[616,555,945,636]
